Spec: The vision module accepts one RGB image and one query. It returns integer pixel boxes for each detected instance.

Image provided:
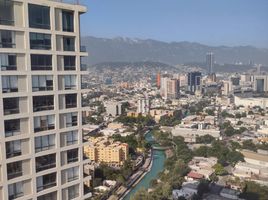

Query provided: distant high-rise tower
[206,52,214,74]
[187,72,202,93]
[156,72,161,88]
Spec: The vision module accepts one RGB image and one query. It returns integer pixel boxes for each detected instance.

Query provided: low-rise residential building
[84,137,129,166]
[172,126,220,143]
[233,150,268,185]
[187,157,218,179]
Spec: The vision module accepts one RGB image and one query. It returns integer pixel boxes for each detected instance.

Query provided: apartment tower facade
[0,0,92,199]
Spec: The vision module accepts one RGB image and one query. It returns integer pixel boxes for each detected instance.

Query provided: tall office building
[253,75,268,93]
[0,0,92,199]
[206,52,214,75]
[187,72,202,93]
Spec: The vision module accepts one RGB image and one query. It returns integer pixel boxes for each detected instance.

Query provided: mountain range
[81,36,268,66]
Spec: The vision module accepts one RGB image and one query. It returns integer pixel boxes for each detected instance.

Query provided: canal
[123,132,166,200]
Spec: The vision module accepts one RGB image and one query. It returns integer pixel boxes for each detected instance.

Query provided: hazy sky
[80,0,268,48]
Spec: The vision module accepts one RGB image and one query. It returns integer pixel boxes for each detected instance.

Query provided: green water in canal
[123,132,166,200]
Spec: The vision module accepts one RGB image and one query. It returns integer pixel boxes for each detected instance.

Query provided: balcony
[0,19,14,26]
[67,149,79,164]
[31,65,52,71]
[0,42,15,48]
[6,140,22,159]
[37,173,57,192]
[7,161,22,180]
[33,95,54,112]
[36,154,56,172]
[0,0,15,26]
[34,124,55,133]
[65,94,77,109]
[5,119,20,137]
[1,65,17,71]
[3,98,20,115]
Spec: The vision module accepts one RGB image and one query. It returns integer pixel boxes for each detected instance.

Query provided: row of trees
[193,140,244,166]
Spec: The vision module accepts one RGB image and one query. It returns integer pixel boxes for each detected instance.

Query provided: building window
[63,37,75,51]
[66,131,78,146]
[7,161,22,180]
[31,54,52,70]
[0,0,14,26]
[3,97,19,115]
[6,140,21,158]
[67,166,79,182]
[35,134,55,153]
[67,185,79,199]
[64,56,76,70]
[66,112,78,127]
[0,54,16,70]
[34,115,55,132]
[62,10,74,32]
[36,154,56,172]
[67,148,79,163]
[8,182,23,200]
[32,75,53,92]
[65,94,77,108]
[64,75,76,90]
[36,172,57,192]
[28,4,50,29]
[30,32,51,50]
[4,119,20,137]
[33,95,54,112]
[2,76,18,93]
[0,30,15,48]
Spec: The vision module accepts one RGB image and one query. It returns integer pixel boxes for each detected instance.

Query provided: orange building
[157,72,161,88]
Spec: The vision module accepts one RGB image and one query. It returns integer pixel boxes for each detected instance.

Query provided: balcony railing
[4,108,19,115]
[65,85,76,90]
[64,45,75,51]
[66,103,77,109]
[29,22,50,30]
[33,105,54,112]
[2,87,18,93]
[36,162,56,172]
[67,157,78,163]
[30,44,51,50]
[6,150,22,159]
[1,65,17,71]
[34,124,55,132]
[64,65,76,71]
[7,171,23,180]
[0,19,15,26]
[0,42,16,48]
[35,144,55,153]
[32,86,53,92]
[80,45,86,52]
[31,65,52,71]
[9,192,24,200]
[5,130,21,137]
[37,182,56,192]
[66,121,78,127]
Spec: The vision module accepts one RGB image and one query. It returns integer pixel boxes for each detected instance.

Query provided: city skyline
[80,0,268,48]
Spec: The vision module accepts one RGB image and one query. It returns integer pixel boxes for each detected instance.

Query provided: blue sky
[80,0,268,48]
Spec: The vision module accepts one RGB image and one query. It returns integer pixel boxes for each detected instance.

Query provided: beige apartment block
[84,137,129,166]
[0,0,92,199]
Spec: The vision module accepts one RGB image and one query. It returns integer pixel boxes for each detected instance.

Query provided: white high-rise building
[137,94,150,114]
[0,0,92,199]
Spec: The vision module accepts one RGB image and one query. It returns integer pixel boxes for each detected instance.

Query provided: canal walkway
[122,131,166,200]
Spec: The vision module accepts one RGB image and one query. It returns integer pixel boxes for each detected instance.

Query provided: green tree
[242,140,257,152]
[213,163,228,176]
